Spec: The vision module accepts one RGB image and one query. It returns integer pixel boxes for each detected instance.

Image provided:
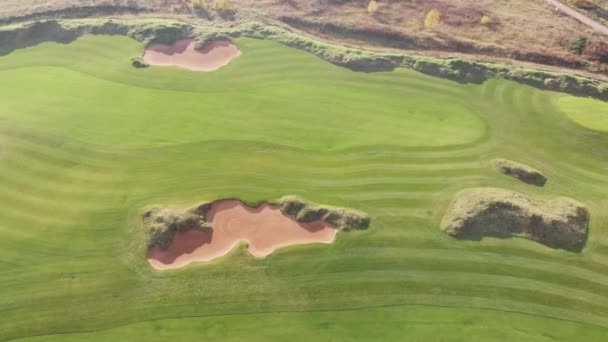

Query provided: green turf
[15,306,608,342]
[1,35,608,341]
[557,95,608,132]
[0,36,484,149]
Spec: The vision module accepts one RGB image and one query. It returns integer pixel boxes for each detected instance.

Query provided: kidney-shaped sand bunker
[144,197,370,270]
[143,39,241,72]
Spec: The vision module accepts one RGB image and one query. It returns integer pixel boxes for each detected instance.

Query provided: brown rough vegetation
[268,0,608,74]
[441,188,589,251]
[1,0,608,75]
[492,158,547,186]
[142,203,212,250]
[278,195,371,231]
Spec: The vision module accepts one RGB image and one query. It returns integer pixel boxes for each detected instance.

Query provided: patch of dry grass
[441,188,589,251]
[492,158,547,186]
[1,0,608,73]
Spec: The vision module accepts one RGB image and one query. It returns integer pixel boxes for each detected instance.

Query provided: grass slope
[0,36,484,149]
[557,95,608,132]
[16,306,608,342]
[0,35,608,340]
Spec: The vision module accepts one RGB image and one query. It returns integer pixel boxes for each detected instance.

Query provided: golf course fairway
[1,35,608,341]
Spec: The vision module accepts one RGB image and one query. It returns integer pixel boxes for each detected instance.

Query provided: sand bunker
[147,200,337,270]
[143,39,241,72]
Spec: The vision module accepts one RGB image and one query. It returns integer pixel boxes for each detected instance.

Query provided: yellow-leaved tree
[424,9,440,29]
[368,0,378,14]
[190,0,201,9]
[480,15,491,25]
[214,0,229,11]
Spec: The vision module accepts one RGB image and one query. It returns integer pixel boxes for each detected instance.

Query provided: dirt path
[545,0,608,35]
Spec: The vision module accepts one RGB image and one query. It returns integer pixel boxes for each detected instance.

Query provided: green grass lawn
[557,95,608,133]
[1,35,608,341]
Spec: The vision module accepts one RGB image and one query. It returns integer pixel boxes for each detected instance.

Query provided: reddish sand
[143,39,241,72]
[147,200,337,270]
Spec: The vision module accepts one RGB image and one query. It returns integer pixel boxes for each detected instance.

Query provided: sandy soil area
[147,200,337,270]
[143,39,241,72]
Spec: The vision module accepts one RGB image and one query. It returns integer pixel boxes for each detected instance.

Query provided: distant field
[1,35,608,341]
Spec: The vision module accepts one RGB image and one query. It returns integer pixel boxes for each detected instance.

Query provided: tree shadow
[149,229,214,265]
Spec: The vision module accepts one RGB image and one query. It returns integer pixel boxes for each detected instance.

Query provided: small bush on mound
[130,57,149,68]
[492,158,547,186]
[142,206,211,250]
[131,22,193,45]
[194,33,233,49]
[441,188,589,251]
[296,205,328,223]
[323,208,371,231]
[278,196,309,217]
[187,202,213,220]
[278,196,371,230]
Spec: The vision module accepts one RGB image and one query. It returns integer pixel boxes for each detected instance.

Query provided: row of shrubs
[278,196,371,231]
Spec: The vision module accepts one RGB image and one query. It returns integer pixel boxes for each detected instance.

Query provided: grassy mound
[278,196,371,231]
[492,158,547,186]
[441,188,589,251]
[142,204,211,250]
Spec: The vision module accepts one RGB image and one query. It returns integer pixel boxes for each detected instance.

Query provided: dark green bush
[130,57,149,68]
[296,205,328,223]
[143,207,210,250]
[194,32,233,49]
[278,195,370,230]
[278,196,309,217]
[568,37,588,55]
[323,208,371,231]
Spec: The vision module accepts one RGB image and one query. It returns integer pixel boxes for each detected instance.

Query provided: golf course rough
[3,32,608,341]
[144,197,369,270]
[492,158,547,186]
[441,188,589,251]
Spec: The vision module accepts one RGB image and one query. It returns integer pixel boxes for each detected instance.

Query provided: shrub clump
[278,196,370,230]
[492,158,547,186]
[296,205,328,223]
[131,57,149,68]
[323,208,371,231]
[278,195,309,217]
[194,32,234,49]
[441,188,589,251]
[142,203,211,250]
